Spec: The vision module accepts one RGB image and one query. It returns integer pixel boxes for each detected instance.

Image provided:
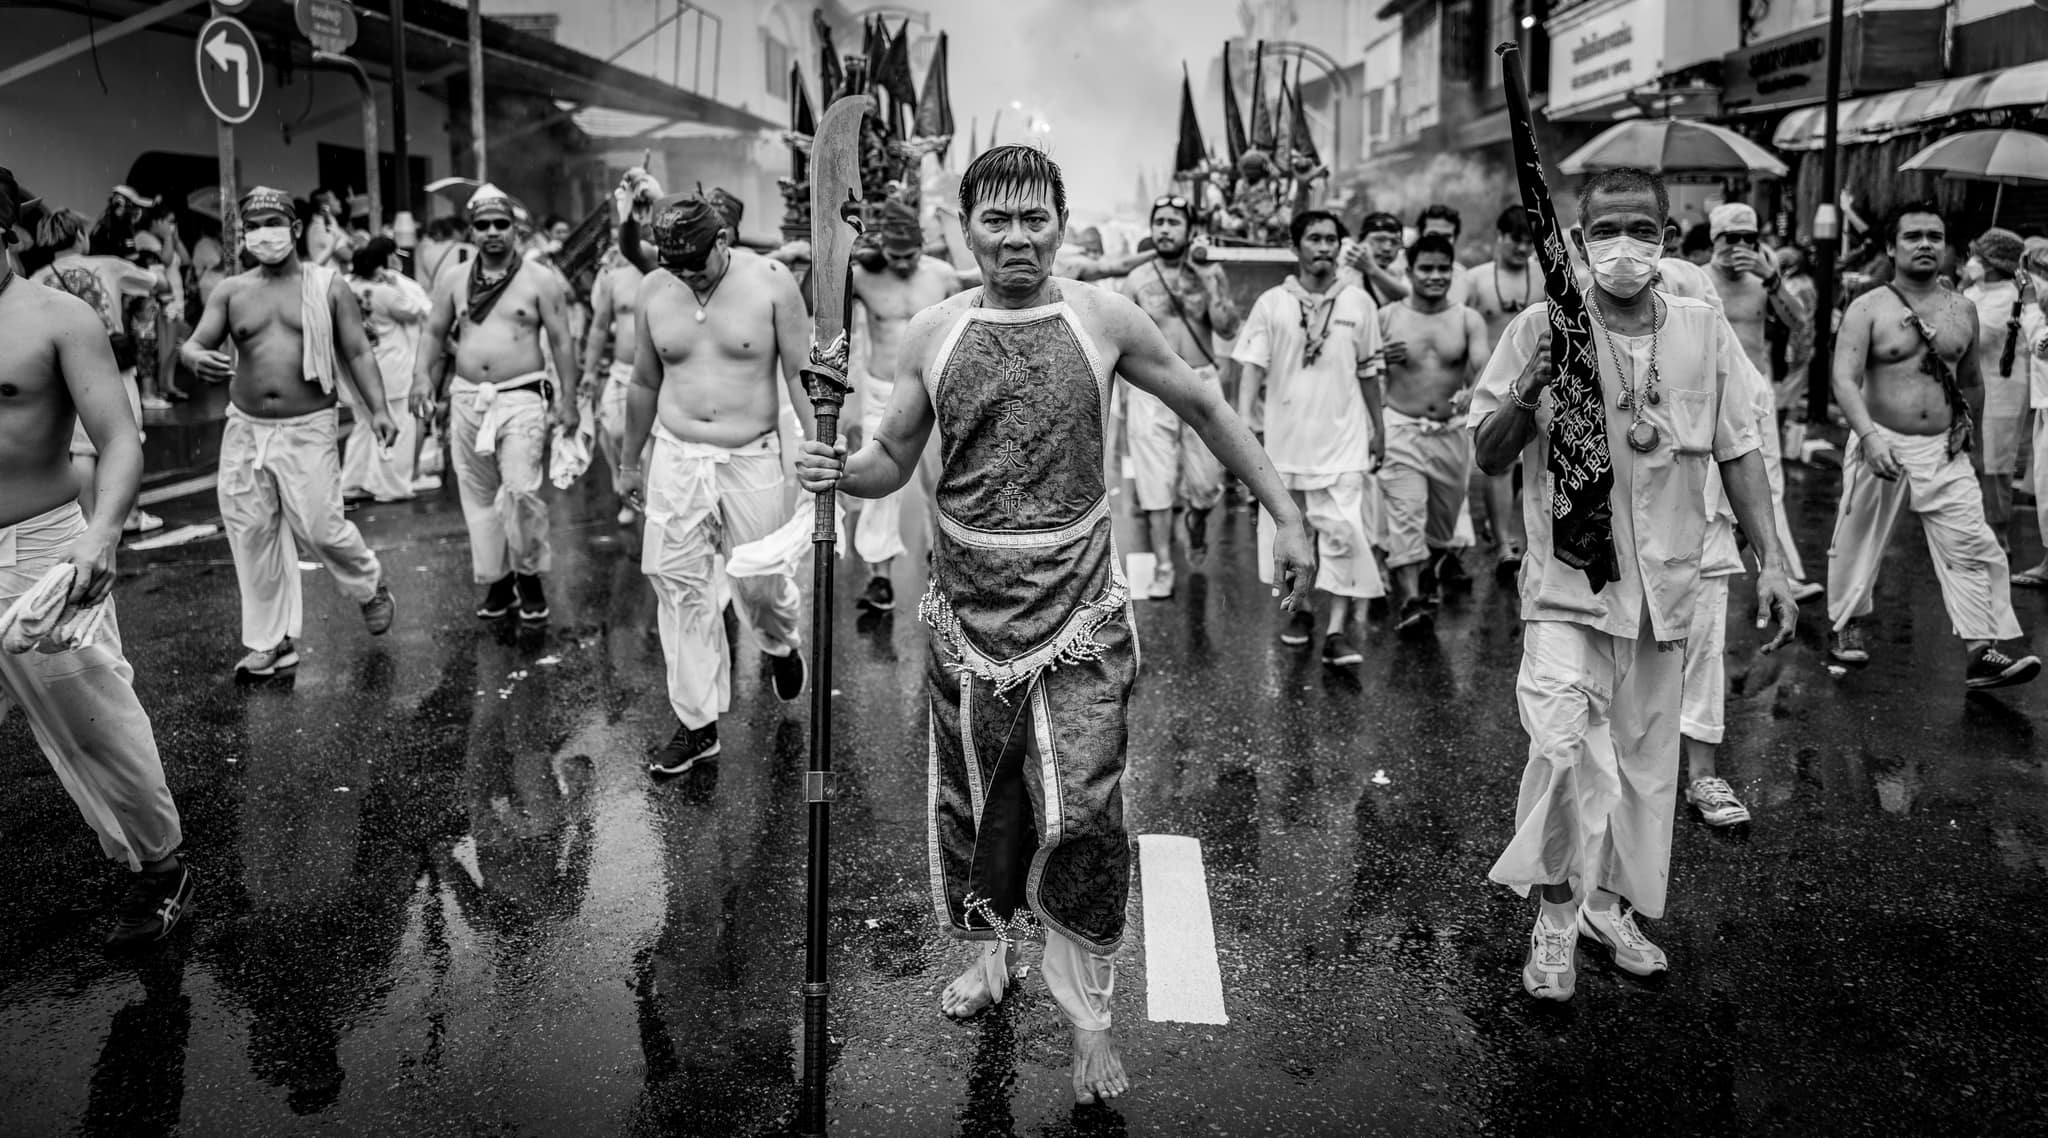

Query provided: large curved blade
[809,94,875,350]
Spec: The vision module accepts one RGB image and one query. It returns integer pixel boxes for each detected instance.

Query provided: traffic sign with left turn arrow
[195,16,263,125]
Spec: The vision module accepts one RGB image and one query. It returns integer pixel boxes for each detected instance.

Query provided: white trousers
[642,429,802,729]
[339,356,419,501]
[218,406,383,651]
[596,360,648,481]
[1256,472,1387,600]
[1680,575,1733,745]
[1125,369,1225,514]
[970,927,1115,1030]
[850,372,940,567]
[449,376,552,583]
[1489,615,1684,919]
[1826,429,2021,641]
[2034,412,2048,560]
[1,503,180,870]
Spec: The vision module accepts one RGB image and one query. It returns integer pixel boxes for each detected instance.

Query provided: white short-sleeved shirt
[1469,293,1763,641]
[1233,278,1384,481]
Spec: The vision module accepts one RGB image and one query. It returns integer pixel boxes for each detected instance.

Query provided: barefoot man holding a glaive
[796,145,1316,1106]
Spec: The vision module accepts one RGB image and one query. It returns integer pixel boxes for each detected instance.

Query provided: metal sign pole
[390,0,410,220]
[468,0,487,180]
[1808,0,1846,426]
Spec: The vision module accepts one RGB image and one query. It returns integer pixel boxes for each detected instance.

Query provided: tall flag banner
[1220,41,1248,167]
[791,62,816,182]
[1272,61,1293,164]
[1248,41,1274,152]
[879,18,919,110]
[1498,41,1618,589]
[815,11,844,107]
[913,31,955,156]
[1174,62,1208,177]
[1290,65,1320,167]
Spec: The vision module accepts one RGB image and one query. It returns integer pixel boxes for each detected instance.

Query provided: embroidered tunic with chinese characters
[918,288,1138,953]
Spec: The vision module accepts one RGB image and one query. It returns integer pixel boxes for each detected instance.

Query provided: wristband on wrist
[1510,382,1542,411]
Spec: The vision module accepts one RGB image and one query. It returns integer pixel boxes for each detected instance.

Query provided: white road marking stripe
[138,472,218,507]
[1138,833,1228,1024]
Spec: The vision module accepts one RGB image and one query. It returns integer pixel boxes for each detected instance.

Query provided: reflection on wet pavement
[0,462,2044,1136]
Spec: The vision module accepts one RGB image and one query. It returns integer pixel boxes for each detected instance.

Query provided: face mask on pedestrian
[244,224,296,265]
[1581,233,1661,298]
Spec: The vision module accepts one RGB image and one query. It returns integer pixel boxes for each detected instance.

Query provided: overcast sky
[924,0,1245,218]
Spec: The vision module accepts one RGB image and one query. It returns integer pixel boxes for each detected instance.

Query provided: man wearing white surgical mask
[1472,167,1797,1002]
[180,188,399,681]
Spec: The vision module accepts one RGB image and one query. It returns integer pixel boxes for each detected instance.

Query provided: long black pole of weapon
[798,231,855,1138]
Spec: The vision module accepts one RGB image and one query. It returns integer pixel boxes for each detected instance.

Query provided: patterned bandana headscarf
[239,185,294,223]
[466,183,515,224]
[649,193,722,271]
[879,197,922,255]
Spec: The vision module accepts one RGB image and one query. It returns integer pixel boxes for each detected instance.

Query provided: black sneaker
[1967,644,2042,690]
[361,582,395,636]
[1397,596,1436,637]
[770,648,807,701]
[1434,550,1471,591]
[1279,610,1315,647]
[514,573,549,623]
[1322,631,1363,667]
[106,864,195,951]
[1830,621,1870,665]
[858,576,896,611]
[1184,508,1211,568]
[476,575,516,620]
[649,722,721,776]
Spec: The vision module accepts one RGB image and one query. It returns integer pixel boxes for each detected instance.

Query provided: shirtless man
[1705,204,1822,600]
[1467,206,1543,582]
[581,238,648,525]
[1,168,193,948]
[1378,233,1489,635]
[617,192,814,776]
[411,185,579,625]
[181,188,397,680]
[1117,193,1239,598]
[847,198,956,611]
[1825,201,2040,689]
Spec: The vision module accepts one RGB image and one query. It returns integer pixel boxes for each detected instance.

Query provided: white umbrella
[1898,129,2048,223]
[1561,118,1789,178]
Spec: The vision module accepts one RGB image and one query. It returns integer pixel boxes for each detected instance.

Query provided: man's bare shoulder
[1840,286,1889,325]
[16,277,100,330]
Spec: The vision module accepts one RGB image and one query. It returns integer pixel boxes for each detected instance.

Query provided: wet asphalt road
[2,454,2046,1138]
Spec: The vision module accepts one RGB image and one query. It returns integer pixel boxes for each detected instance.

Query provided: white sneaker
[1578,903,1668,977]
[1687,776,1753,827]
[1147,562,1176,599]
[1521,912,1578,1001]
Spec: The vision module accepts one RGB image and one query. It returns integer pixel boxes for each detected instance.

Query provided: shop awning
[1774,60,2048,151]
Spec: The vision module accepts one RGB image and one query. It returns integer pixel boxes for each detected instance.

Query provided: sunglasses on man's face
[1719,232,1760,248]
[473,218,514,233]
